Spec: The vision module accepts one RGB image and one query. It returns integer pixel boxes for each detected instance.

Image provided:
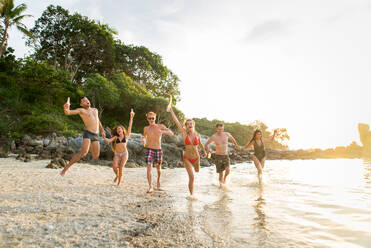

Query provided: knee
[189,174,194,182]
[79,151,88,158]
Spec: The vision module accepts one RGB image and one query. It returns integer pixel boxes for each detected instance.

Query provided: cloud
[244,19,293,43]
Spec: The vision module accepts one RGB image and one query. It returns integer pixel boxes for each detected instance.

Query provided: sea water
[164,159,371,248]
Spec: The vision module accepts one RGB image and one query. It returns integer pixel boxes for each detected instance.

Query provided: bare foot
[186,195,197,201]
[157,181,161,189]
[113,176,118,183]
[147,187,154,193]
[60,169,66,177]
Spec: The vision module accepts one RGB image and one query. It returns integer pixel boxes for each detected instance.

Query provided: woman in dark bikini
[167,105,207,199]
[242,129,276,183]
[102,111,134,186]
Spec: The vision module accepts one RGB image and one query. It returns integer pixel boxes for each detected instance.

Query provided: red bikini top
[185,135,199,146]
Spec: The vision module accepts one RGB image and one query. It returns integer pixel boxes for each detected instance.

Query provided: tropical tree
[0,0,33,57]
[28,5,116,83]
[114,41,180,100]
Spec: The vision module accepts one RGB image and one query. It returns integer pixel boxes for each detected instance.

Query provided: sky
[8,0,371,149]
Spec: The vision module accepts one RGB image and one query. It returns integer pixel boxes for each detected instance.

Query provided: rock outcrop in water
[358,123,371,158]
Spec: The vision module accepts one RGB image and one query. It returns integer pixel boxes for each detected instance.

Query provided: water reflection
[252,184,269,247]
[202,192,233,246]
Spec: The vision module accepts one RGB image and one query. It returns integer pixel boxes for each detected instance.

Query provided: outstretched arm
[63,103,81,116]
[243,140,253,150]
[99,121,105,136]
[227,132,240,150]
[263,129,277,143]
[104,136,116,143]
[168,106,185,134]
[127,112,135,139]
[204,136,213,154]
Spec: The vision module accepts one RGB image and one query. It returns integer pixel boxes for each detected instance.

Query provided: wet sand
[0,157,212,248]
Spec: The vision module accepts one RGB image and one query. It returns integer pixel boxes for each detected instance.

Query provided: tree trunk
[0,23,9,58]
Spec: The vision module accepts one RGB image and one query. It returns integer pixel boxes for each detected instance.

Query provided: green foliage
[114,41,180,100]
[83,73,119,117]
[0,0,33,57]
[28,5,115,83]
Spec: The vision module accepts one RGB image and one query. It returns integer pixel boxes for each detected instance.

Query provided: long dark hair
[249,129,262,145]
[111,125,127,152]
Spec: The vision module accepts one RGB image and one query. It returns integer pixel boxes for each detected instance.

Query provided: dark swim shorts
[214,154,230,173]
[83,130,99,142]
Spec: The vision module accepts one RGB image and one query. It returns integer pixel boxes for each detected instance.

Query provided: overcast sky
[9,0,371,149]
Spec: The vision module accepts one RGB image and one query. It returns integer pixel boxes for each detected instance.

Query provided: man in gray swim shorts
[60,96,105,176]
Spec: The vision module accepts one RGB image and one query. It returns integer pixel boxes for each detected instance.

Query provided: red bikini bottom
[183,156,199,164]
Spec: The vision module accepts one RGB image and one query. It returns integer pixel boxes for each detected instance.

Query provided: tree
[83,73,119,118]
[0,0,33,57]
[114,41,180,100]
[28,5,116,83]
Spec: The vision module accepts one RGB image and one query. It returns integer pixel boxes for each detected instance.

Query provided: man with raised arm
[60,96,105,176]
[142,111,174,193]
[205,123,239,186]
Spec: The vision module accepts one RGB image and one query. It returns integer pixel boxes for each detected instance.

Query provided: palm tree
[0,0,33,57]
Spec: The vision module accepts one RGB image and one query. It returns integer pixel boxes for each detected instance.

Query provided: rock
[126,162,138,168]
[162,135,178,144]
[43,139,50,147]
[65,147,75,154]
[38,150,50,160]
[0,151,8,158]
[56,158,67,168]
[25,146,34,153]
[10,140,16,151]
[200,158,211,167]
[46,158,66,169]
[359,123,371,158]
[22,135,32,145]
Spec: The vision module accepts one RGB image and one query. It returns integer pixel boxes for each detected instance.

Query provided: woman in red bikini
[102,111,134,186]
[167,105,207,198]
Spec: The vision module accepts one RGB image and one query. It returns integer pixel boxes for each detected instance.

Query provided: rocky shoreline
[0,132,361,169]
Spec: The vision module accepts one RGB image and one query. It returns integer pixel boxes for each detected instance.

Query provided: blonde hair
[111,125,127,152]
[183,119,195,126]
[146,111,157,117]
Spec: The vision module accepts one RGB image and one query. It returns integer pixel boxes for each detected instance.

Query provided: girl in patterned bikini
[102,111,135,186]
[167,104,207,199]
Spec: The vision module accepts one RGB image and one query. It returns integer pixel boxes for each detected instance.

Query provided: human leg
[60,138,90,176]
[117,153,128,186]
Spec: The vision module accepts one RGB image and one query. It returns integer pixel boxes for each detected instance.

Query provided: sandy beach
[0,157,212,248]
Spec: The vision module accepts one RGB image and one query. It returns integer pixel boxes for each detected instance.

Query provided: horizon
[8,0,371,150]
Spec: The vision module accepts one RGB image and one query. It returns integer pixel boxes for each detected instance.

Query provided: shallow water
[164,159,371,248]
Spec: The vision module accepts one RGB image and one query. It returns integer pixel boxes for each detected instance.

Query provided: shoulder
[158,124,167,129]
[224,132,232,137]
[76,108,85,114]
